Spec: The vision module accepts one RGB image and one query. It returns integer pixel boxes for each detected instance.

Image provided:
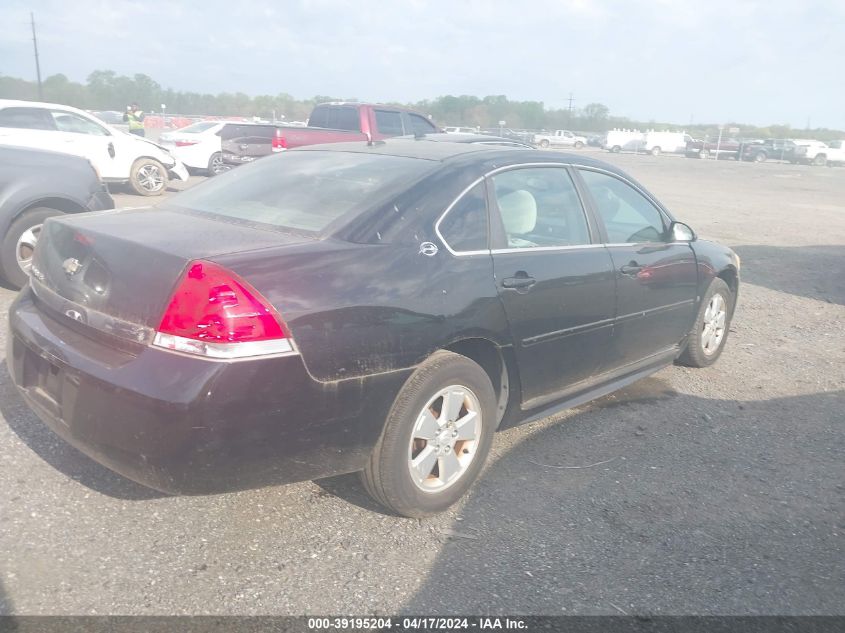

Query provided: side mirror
[671,221,696,242]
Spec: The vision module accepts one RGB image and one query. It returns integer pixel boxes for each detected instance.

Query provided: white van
[603,129,645,153]
[0,100,189,196]
[642,131,694,156]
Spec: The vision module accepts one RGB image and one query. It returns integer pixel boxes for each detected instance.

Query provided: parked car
[586,134,604,148]
[481,127,536,144]
[739,139,798,163]
[685,137,742,159]
[8,140,739,517]
[443,126,480,134]
[533,129,587,149]
[0,145,113,288]
[0,100,189,196]
[270,102,439,150]
[792,139,843,166]
[220,122,286,168]
[158,120,227,175]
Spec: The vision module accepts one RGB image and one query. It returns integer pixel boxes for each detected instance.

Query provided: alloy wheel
[15,224,42,275]
[137,164,165,192]
[408,385,482,493]
[701,293,727,356]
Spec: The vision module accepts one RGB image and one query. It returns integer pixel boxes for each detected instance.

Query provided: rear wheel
[813,154,827,167]
[677,278,733,368]
[0,207,63,289]
[699,149,710,159]
[129,158,168,196]
[651,146,662,156]
[539,139,550,149]
[611,145,621,153]
[207,152,228,176]
[361,350,497,517]
[574,141,584,149]
[754,152,767,162]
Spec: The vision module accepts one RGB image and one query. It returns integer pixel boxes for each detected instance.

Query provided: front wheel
[611,145,621,153]
[677,278,733,368]
[0,207,63,289]
[539,139,550,149]
[129,158,168,196]
[360,350,497,517]
[699,149,710,159]
[650,146,662,156]
[574,141,584,149]
[813,154,827,167]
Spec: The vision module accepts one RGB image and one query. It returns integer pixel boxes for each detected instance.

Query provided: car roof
[294,138,628,174]
[402,132,533,148]
[0,99,85,111]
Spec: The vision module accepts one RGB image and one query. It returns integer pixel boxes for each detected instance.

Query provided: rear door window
[0,107,56,130]
[375,110,404,136]
[308,107,329,128]
[438,182,489,253]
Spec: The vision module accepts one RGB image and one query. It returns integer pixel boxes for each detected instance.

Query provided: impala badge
[63,257,82,277]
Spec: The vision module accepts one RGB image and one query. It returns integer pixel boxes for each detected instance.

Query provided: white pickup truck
[534,129,587,149]
[794,139,845,166]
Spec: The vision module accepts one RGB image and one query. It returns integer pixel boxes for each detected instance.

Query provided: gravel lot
[0,151,842,615]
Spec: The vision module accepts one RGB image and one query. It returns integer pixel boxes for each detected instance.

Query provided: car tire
[129,158,168,196]
[813,154,827,167]
[0,207,63,289]
[699,149,710,159]
[651,146,662,156]
[574,141,584,149]
[207,152,227,176]
[754,152,767,163]
[677,278,733,368]
[539,139,550,149]
[611,145,621,153]
[360,350,497,518]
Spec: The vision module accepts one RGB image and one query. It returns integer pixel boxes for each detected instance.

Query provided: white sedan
[0,100,189,196]
[158,121,227,175]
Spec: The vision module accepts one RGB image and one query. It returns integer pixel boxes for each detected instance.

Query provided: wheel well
[717,267,739,313]
[19,197,85,218]
[445,338,511,426]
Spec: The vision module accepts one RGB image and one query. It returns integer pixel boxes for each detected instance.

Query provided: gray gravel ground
[0,151,842,615]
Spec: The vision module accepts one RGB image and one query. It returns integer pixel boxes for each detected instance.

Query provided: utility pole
[31,12,43,100]
[567,92,575,126]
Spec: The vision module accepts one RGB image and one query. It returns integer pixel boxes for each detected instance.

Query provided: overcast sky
[1,0,843,128]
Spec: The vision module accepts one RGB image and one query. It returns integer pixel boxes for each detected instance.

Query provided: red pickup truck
[276,102,440,149]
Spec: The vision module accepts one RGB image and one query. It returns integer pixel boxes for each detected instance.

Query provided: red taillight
[153,260,294,359]
[272,129,287,151]
[175,140,200,147]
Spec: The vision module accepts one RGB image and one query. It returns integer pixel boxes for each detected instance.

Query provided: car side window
[375,110,404,136]
[438,182,488,252]
[578,169,668,244]
[51,111,109,136]
[0,107,56,131]
[308,107,329,128]
[491,167,590,249]
[405,113,437,135]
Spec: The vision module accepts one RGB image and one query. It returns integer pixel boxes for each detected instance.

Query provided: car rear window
[170,150,435,233]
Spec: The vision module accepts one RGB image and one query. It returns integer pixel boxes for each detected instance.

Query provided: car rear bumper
[7,287,408,495]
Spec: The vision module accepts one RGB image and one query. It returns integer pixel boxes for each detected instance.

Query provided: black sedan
[0,146,113,288]
[8,140,739,517]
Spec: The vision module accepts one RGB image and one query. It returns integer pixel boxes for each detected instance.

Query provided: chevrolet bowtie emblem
[62,257,82,277]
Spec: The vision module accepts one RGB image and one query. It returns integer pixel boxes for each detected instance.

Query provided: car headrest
[498,190,537,235]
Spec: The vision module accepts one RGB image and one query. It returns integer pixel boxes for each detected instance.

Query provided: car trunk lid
[29,206,311,346]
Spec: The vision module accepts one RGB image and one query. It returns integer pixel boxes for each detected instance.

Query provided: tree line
[1,71,842,141]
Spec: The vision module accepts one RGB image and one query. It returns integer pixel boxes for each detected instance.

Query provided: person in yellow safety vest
[123,103,146,137]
